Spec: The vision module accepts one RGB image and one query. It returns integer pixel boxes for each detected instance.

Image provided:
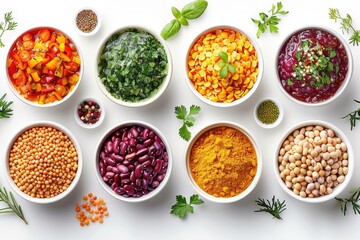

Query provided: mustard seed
[76,9,98,33]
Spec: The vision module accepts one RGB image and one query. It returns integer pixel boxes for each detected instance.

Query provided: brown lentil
[76,9,98,33]
[187,28,259,103]
[9,126,78,198]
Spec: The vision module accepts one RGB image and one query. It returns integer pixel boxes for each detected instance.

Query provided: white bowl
[184,25,263,107]
[75,7,101,36]
[74,97,105,129]
[5,26,84,108]
[94,120,172,202]
[254,98,284,129]
[275,26,353,106]
[274,120,353,203]
[4,121,83,204]
[96,26,172,107]
[186,121,262,203]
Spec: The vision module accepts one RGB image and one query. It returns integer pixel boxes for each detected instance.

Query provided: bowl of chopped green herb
[96,26,172,107]
[254,98,283,129]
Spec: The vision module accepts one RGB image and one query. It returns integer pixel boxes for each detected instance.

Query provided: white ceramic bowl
[275,26,353,107]
[5,26,84,108]
[96,26,172,107]
[274,120,353,203]
[4,121,83,204]
[75,7,101,36]
[184,25,263,107]
[95,120,172,202]
[186,121,262,203]
[74,97,105,129]
[254,98,284,129]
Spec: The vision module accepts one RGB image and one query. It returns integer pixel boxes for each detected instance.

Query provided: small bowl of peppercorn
[75,7,101,36]
[74,97,105,129]
[254,98,283,129]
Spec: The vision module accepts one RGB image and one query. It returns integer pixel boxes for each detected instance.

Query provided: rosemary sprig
[0,187,28,224]
[335,187,360,216]
[0,11,18,47]
[254,196,286,220]
[342,99,360,130]
[329,8,360,46]
[0,93,13,119]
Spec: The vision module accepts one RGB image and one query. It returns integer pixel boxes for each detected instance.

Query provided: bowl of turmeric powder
[186,121,262,203]
[185,25,263,107]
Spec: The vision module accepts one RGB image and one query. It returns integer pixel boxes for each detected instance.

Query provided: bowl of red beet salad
[276,26,353,106]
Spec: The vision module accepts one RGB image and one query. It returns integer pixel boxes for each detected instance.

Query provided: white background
[1,0,360,239]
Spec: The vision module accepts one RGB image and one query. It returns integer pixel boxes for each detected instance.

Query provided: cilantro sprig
[329,8,360,46]
[217,51,236,78]
[251,2,289,38]
[175,105,201,141]
[170,194,204,219]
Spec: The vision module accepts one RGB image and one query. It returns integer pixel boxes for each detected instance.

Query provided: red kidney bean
[128,165,134,171]
[136,148,148,157]
[142,128,149,140]
[106,166,113,172]
[119,142,127,156]
[133,184,142,192]
[142,160,151,168]
[114,187,125,195]
[143,171,149,180]
[122,160,131,166]
[152,180,160,188]
[138,154,149,163]
[121,179,131,185]
[122,131,128,142]
[105,172,115,179]
[120,172,130,179]
[153,142,161,151]
[156,174,165,181]
[163,161,168,168]
[100,151,106,160]
[154,159,163,173]
[99,164,105,177]
[117,165,129,174]
[111,182,116,190]
[105,157,116,167]
[155,149,163,158]
[113,138,121,154]
[144,139,152,147]
[115,131,121,137]
[125,152,136,161]
[135,178,141,187]
[114,174,121,186]
[149,131,155,139]
[142,179,149,189]
[163,152,168,162]
[148,145,156,155]
[124,185,135,195]
[106,140,113,153]
[129,138,137,147]
[136,144,145,150]
[130,171,136,182]
[110,153,124,162]
[130,127,139,138]
[135,165,143,178]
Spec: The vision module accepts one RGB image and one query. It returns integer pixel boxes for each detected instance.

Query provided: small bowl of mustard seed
[75,8,101,36]
[74,97,105,129]
[254,98,283,129]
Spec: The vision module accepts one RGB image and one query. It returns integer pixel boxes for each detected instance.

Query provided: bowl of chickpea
[4,121,83,204]
[184,25,263,107]
[274,120,353,203]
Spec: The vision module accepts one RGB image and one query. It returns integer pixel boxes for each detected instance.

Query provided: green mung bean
[257,100,279,124]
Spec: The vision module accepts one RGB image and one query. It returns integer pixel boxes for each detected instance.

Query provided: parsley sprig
[175,105,201,141]
[251,2,289,38]
[329,8,360,46]
[217,51,236,78]
[335,187,360,216]
[0,11,18,48]
[0,187,28,224]
[254,196,286,220]
[342,99,360,130]
[0,93,13,119]
[170,194,204,219]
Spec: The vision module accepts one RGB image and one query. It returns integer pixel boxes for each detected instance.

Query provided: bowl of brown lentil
[185,25,263,107]
[254,98,283,128]
[275,120,353,203]
[74,97,105,129]
[5,121,83,204]
[75,7,101,36]
[186,121,262,203]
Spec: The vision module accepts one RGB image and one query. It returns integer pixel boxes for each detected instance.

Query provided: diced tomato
[38,29,51,42]
[41,84,55,93]
[22,33,34,42]
[19,50,31,62]
[44,76,55,83]
[64,62,79,72]
[8,62,17,76]
[49,43,59,54]
[55,85,67,97]
[23,41,34,51]
[13,70,27,86]
[64,45,73,58]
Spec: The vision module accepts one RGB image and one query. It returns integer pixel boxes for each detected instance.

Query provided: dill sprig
[335,187,360,216]
[329,8,360,46]
[0,187,28,224]
[342,99,360,130]
[254,196,286,220]
[0,11,18,47]
[0,93,13,119]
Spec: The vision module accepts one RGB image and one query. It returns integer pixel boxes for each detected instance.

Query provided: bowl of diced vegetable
[96,26,173,107]
[6,26,83,107]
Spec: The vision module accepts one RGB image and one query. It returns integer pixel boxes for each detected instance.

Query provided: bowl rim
[74,7,102,36]
[274,120,354,203]
[95,25,173,108]
[94,120,173,202]
[185,121,263,203]
[4,121,83,204]
[253,97,284,129]
[5,26,84,108]
[275,25,354,107]
[73,96,105,129]
[184,25,264,108]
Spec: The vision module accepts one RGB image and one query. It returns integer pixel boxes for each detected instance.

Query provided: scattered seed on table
[75,192,109,227]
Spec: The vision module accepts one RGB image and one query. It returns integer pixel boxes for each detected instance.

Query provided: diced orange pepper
[59,52,71,62]
[59,42,65,52]
[45,58,59,71]
[31,71,41,82]
[28,58,38,69]
[68,74,79,85]
[56,35,66,44]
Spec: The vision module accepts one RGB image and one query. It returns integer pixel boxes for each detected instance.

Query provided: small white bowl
[254,98,284,129]
[275,25,353,106]
[185,121,262,203]
[94,120,173,203]
[96,26,172,108]
[74,97,105,129]
[4,121,83,204]
[75,7,101,36]
[274,120,353,203]
[184,25,263,108]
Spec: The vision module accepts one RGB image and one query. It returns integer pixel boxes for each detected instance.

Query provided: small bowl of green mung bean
[254,98,283,129]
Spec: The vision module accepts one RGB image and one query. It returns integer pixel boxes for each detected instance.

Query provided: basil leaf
[172,7,182,19]
[228,64,236,73]
[179,16,189,26]
[220,66,228,78]
[181,0,208,20]
[161,19,181,40]
[217,61,226,68]
[218,51,228,62]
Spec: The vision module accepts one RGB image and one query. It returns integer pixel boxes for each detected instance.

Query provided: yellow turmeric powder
[190,126,257,198]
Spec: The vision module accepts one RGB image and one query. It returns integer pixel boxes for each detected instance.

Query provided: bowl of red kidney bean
[95,121,172,202]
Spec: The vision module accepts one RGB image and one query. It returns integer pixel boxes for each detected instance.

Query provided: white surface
[0,0,359,239]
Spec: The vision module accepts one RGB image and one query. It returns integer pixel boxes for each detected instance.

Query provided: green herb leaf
[329,50,337,58]
[287,79,294,86]
[0,187,28,224]
[228,64,236,73]
[0,11,18,48]
[336,187,360,216]
[0,93,13,119]
[179,124,191,141]
[220,66,228,78]
[161,19,181,40]
[181,0,208,20]
[178,16,189,26]
[175,105,187,120]
[172,7,182,19]
[170,194,204,219]
[295,51,302,61]
[342,99,360,130]
[255,196,286,220]
[218,51,228,62]
[175,105,201,141]
[217,61,226,68]
[189,105,201,115]
[329,8,360,46]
